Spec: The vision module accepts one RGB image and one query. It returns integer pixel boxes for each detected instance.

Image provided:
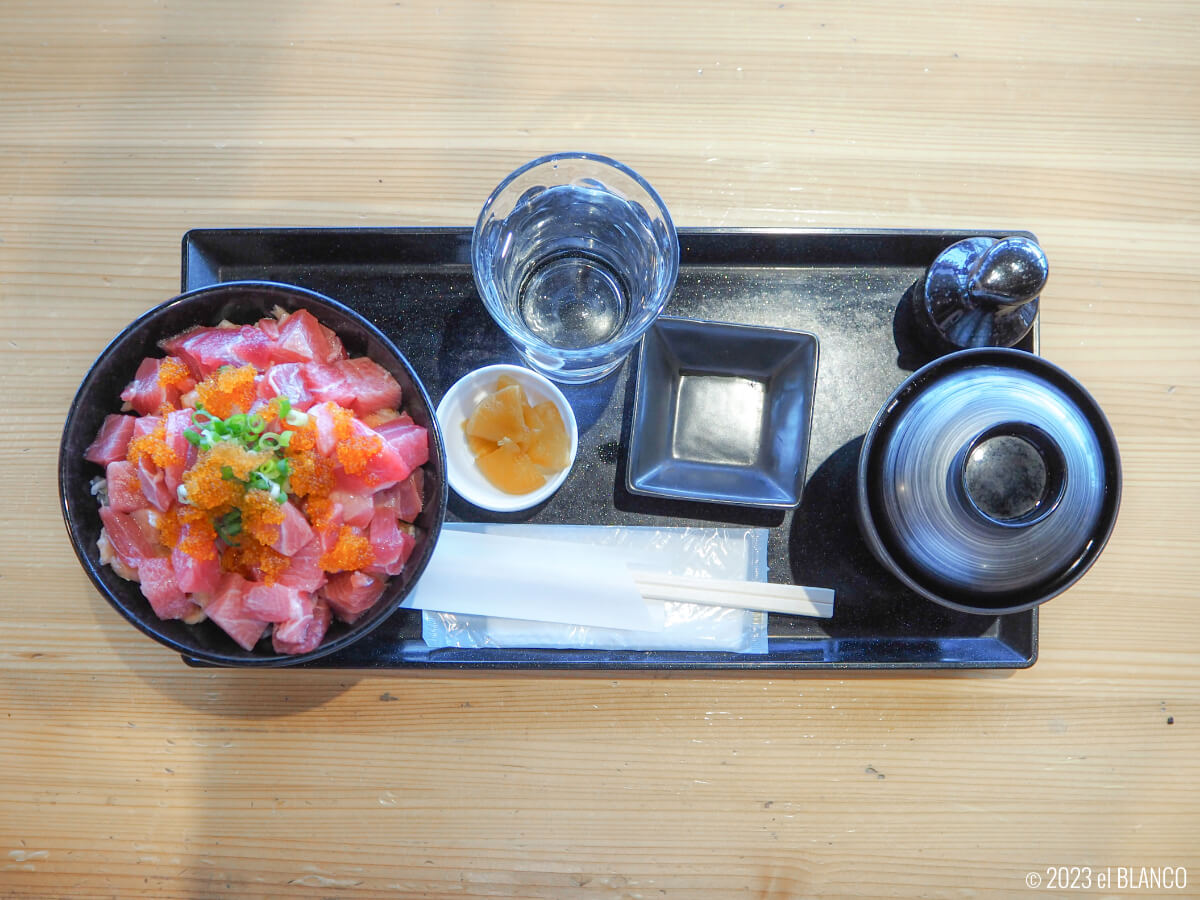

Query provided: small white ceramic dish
[436,364,579,512]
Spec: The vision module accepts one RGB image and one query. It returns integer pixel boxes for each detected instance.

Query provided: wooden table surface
[2,2,1197,897]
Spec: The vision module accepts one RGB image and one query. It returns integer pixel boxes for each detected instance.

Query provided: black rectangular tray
[182,227,1037,670]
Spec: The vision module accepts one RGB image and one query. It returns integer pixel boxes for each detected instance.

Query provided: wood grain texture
[1,1,1197,897]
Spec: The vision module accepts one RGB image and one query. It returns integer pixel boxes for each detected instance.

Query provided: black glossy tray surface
[182,227,1037,670]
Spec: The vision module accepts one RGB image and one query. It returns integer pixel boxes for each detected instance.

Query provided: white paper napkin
[400,529,665,632]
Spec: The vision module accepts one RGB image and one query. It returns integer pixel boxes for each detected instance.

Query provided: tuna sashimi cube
[323,570,387,624]
[307,402,342,457]
[172,545,222,595]
[367,511,416,576]
[255,316,281,340]
[161,324,275,377]
[138,557,197,620]
[86,414,137,466]
[272,597,332,656]
[375,422,429,478]
[105,460,146,514]
[267,500,315,557]
[205,574,269,651]
[260,362,314,410]
[243,583,311,623]
[97,530,139,582]
[162,408,195,492]
[136,459,173,513]
[272,308,346,366]
[99,506,159,571]
[303,358,402,418]
[119,356,193,416]
[329,487,375,528]
[275,537,326,593]
[375,470,423,523]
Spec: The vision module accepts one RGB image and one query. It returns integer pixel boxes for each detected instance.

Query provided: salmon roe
[319,526,375,573]
[195,364,257,419]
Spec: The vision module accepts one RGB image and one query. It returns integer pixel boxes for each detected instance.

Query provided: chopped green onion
[284,409,309,427]
[215,509,243,545]
[221,465,237,481]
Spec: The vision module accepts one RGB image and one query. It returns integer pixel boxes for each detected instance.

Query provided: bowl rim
[855,346,1122,616]
[59,279,447,666]
[435,363,578,513]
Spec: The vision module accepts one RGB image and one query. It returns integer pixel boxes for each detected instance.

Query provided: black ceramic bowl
[59,281,447,666]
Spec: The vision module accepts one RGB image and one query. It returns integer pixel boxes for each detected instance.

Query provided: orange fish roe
[127,420,182,469]
[195,364,257,419]
[326,403,383,475]
[302,495,338,532]
[157,356,193,391]
[284,419,317,453]
[158,505,218,561]
[222,534,290,584]
[336,431,383,476]
[182,443,269,511]
[241,488,286,545]
[319,526,375,573]
[282,421,335,499]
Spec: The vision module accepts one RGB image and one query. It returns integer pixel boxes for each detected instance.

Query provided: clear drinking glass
[471,152,679,384]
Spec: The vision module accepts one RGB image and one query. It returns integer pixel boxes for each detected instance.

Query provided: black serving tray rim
[180,226,1039,671]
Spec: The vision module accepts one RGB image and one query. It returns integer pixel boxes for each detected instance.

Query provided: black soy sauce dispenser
[910,235,1049,353]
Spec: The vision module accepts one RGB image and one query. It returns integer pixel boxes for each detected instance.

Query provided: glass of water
[471,152,679,384]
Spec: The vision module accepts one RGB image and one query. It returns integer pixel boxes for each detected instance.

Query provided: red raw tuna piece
[374,420,429,478]
[205,574,269,651]
[303,358,402,418]
[323,570,387,624]
[275,537,326,593]
[307,402,342,457]
[119,356,194,416]
[272,596,332,655]
[329,487,375,528]
[309,403,413,490]
[137,556,197,620]
[335,424,426,496]
[86,414,137,466]
[105,460,146,514]
[99,506,159,572]
[374,470,423,523]
[172,544,222,595]
[266,501,315,557]
[162,408,195,492]
[243,583,310,623]
[161,325,275,377]
[366,510,416,576]
[136,462,172,513]
[255,317,281,340]
[128,416,173,512]
[273,309,346,366]
[259,362,313,410]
